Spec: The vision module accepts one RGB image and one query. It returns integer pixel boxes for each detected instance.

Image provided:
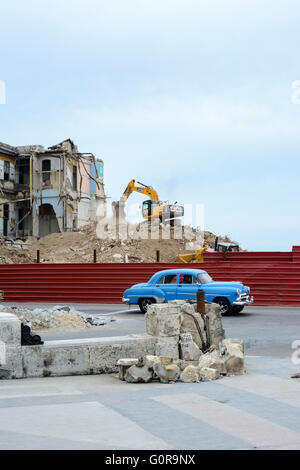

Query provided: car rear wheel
[214,297,232,316]
[138,298,155,314]
[232,305,244,314]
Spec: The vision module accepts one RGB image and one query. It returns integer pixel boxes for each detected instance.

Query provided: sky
[1,0,300,251]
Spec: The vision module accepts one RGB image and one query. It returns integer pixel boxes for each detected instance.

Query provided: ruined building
[0,139,105,239]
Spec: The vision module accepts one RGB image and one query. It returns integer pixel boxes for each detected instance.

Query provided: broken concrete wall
[0,311,156,379]
[123,301,244,384]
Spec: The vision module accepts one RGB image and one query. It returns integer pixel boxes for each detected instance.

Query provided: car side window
[179,274,191,284]
[158,274,177,284]
[179,275,200,284]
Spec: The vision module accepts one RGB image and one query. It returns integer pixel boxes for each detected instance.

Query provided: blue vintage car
[122,268,253,315]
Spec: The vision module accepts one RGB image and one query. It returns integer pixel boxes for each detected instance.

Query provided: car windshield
[197,272,213,284]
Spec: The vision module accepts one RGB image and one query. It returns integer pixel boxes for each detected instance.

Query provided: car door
[176,274,200,300]
[155,274,178,301]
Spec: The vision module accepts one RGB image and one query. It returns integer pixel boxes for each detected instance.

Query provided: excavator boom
[119,178,184,222]
[123,179,160,202]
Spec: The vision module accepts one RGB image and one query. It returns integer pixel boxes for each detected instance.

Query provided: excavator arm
[123,179,160,202]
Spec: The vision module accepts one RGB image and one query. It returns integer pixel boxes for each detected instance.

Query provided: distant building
[0,139,105,239]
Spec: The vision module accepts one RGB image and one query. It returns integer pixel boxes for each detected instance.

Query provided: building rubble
[0,304,114,330]
[118,300,245,384]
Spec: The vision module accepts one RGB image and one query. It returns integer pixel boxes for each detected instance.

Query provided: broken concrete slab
[179,333,202,361]
[199,367,220,381]
[117,358,139,380]
[153,361,180,383]
[180,365,201,383]
[206,302,225,348]
[222,338,245,375]
[155,337,179,359]
[124,362,153,383]
[198,349,226,375]
[146,303,181,337]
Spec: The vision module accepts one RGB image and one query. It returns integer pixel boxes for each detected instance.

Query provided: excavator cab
[142,200,159,218]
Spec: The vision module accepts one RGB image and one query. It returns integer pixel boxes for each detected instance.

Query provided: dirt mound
[0,222,239,264]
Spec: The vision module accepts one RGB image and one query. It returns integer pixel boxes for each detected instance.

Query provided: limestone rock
[206,303,225,348]
[155,337,179,359]
[199,367,220,381]
[174,359,200,371]
[222,338,245,375]
[180,365,201,383]
[117,358,139,380]
[198,349,226,375]
[180,306,206,350]
[124,363,153,383]
[179,333,202,361]
[146,304,181,337]
[153,361,180,383]
[145,355,161,369]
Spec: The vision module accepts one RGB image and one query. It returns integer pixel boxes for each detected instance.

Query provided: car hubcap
[142,299,152,311]
[219,301,228,315]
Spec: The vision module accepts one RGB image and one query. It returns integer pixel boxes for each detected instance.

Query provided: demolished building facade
[0,139,105,239]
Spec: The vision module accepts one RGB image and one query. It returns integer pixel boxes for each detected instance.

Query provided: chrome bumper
[233,295,254,306]
[122,297,130,304]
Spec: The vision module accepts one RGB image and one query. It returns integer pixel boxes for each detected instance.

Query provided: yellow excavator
[121,179,184,222]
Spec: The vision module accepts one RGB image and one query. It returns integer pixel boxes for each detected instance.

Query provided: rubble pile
[118,300,245,384]
[0,304,113,330]
[0,222,239,264]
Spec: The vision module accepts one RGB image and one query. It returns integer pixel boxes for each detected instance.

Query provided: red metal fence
[0,246,300,305]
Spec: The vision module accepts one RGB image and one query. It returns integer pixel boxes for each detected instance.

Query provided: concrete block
[222,338,245,375]
[125,363,153,383]
[198,349,227,375]
[199,367,220,381]
[146,304,181,337]
[206,303,225,347]
[4,345,23,379]
[155,337,179,359]
[153,361,180,383]
[180,365,201,383]
[179,333,202,361]
[117,358,139,380]
[42,346,90,377]
[0,312,21,345]
[22,345,44,378]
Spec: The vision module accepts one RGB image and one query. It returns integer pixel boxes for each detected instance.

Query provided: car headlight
[237,289,241,295]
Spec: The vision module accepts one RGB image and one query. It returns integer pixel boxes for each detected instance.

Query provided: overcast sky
[1,0,300,250]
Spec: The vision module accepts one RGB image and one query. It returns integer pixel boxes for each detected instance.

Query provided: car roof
[149,268,207,282]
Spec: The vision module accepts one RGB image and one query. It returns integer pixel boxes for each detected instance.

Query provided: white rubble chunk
[155,337,179,359]
[222,338,245,375]
[199,367,220,381]
[117,358,139,380]
[180,365,201,383]
[124,360,153,383]
[146,304,181,337]
[179,333,202,361]
[198,349,227,375]
[153,361,180,383]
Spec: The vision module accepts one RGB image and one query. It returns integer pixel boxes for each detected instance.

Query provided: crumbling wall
[0,311,156,379]
[121,301,244,384]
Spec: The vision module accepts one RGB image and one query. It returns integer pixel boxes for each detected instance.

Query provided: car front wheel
[214,297,232,316]
[138,298,155,314]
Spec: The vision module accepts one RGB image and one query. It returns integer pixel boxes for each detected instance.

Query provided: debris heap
[118,300,245,384]
[0,222,239,264]
[0,304,113,330]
